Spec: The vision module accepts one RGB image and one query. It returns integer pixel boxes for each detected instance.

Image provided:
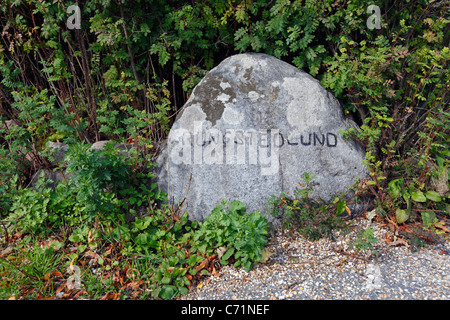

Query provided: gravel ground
[182,216,450,300]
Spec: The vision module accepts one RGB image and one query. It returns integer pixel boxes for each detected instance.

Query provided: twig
[331,248,371,262]
[286,280,305,290]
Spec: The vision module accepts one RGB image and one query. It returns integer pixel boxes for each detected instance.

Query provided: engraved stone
[155,53,367,221]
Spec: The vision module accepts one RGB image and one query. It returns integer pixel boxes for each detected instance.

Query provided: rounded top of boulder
[177,53,346,134]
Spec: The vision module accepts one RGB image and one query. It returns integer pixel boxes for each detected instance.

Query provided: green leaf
[196,243,207,254]
[421,211,438,226]
[50,241,64,250]
[159,285,177,299]
[221,247,235,261]
[425,190,442,202]
[229,200,245,214]
[336,200,346,216]
[411,191,426,202]
[243,260,252,272]
[161,276,171,285]
[388,178,404,199]
[395,208,409,223]
[69,233,82,243]
[136,233,148,245]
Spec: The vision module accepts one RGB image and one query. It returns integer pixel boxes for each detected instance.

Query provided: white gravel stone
[182,216,450,300]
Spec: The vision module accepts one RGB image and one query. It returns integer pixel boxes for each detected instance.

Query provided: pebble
[182,216,450,300]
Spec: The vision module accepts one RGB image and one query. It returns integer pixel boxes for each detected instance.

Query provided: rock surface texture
[156,53,367,221]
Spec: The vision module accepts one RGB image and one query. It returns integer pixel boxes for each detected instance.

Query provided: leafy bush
[193,200,269,272]
[64,142,131,219]
[6,174,52,235]
[1,142,269,299]
[328,3,449,235]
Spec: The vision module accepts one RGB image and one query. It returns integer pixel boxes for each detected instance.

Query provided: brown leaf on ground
[260,248,275,264]
[126,280,143,290]
[195,258,209,272]
[207,253,218,261]
[435,222,450,233]
[36,293,55,300]
[99,292,120,300]
[51,271,64,278]
[63,289,87,300]
[211,265,220,278]
[12,232,24,241]
[388,238,410,248]
[0,246,13,258]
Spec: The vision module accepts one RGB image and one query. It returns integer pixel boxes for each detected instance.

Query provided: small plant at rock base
[193,199,269,272]
[268,172,348,241]
[348,227,379,258]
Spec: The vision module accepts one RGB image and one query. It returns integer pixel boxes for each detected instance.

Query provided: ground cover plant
[0,0,449,299]
[0,144,269,300]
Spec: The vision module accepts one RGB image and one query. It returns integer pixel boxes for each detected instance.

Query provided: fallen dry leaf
[207,253,218,261]
[88,230,93,243]
[64,289,87,300]
[56,284,66,294]
[195,258,209,272]
[217,247,227,259]
[0,247,13,258]
[84,250,100,260]
[126,280,143,290]
[51,271,64,278]
[388,238,409,248]
[126,267,140,280]
[366,209,377,222]
[35,293,55,300]
[12,232,24,241]
[336,258,347,267]
[260,248,275,264]
[68,255,77,273]
[167,267,185,274]
[211,265,220,278]
[434,222,450,233]
[167,266,175,273]
[99,292,120,300]
[345,205,351,216]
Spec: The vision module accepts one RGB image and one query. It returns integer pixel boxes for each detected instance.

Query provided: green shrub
[64,142,131,219]
[268,172,348,241]
[5,174,53,235]
[348,227,379,258]
[194,199,269,272]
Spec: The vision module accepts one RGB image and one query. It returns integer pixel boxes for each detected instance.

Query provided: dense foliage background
[0,0,448,300]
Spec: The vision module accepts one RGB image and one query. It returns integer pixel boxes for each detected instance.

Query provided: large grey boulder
[30,140,137,189]
[155,53,367,221]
